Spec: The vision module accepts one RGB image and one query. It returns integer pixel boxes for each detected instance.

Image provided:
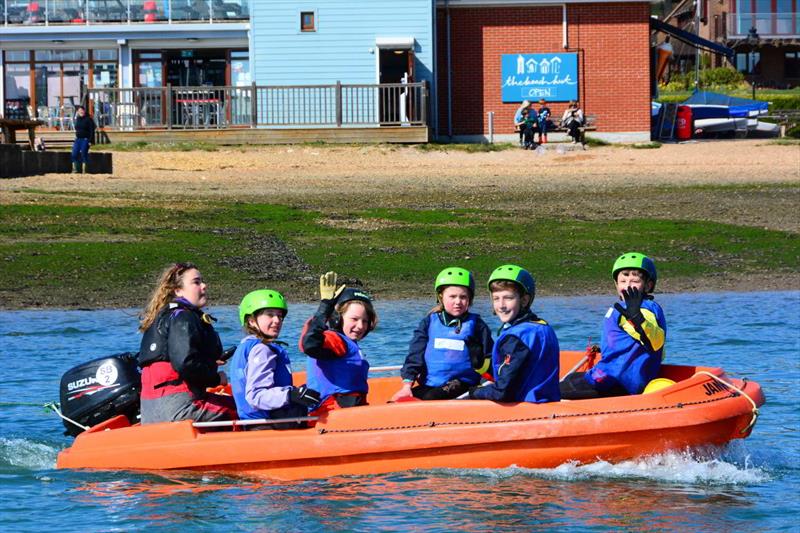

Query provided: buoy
[675,105,693,140]
[144,1,157,23]
[643,378,676,394]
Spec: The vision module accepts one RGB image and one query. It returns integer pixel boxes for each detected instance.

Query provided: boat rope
[43,402,89,432]
[559,345,600,383]
[693,371,760,434]
[317,391,739,434]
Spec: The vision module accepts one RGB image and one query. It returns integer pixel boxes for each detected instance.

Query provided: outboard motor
[59,353,141,437]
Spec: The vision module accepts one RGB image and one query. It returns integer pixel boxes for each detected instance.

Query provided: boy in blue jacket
[469,265,560,403]
[560,252,667,399]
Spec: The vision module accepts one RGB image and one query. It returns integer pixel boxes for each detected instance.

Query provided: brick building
[436,1,653,142]
[664,0,800,87]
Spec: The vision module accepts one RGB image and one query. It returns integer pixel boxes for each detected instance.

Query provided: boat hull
[56,352,764,480]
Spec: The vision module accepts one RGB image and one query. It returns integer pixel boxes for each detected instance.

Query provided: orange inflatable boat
[55,351,764,480]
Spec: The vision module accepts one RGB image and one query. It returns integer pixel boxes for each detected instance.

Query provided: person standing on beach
[71,105,95,174]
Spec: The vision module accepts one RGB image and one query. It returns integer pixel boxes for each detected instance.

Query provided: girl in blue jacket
[230,289,319,429]
[391,267,494,401]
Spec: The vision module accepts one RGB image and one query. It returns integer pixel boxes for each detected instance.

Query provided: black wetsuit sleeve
[470,334,529,401]
[299,299,344,360]
[401,316,431,382]
[167,311,221,389]
[469,319,495,369]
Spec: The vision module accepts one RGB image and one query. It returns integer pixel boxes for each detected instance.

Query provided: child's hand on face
[622,286,644,315]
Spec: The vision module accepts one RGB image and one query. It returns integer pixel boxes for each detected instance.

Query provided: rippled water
[1,292,799,532]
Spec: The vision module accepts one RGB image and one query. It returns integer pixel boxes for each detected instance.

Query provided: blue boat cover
[682,91,768,118]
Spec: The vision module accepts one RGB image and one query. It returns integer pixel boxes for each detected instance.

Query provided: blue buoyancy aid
[306,332,369,402]
[231,336,294,420]
[588,299,666,394]
[423,312,481,387]
[492,320,560,403]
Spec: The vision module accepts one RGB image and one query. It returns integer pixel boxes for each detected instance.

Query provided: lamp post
[746,26,760,100]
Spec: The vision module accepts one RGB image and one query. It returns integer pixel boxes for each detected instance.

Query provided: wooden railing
[86,82,429,130]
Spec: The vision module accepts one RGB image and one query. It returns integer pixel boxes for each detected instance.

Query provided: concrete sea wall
[1,144,112,178]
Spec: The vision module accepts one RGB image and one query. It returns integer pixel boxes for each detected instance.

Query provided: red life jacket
[139,302,193,400]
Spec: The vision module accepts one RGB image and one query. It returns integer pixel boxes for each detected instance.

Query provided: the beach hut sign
[501,53,579,102]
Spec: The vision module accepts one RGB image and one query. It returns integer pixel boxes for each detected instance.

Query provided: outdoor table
[0,118,44,150]
[176,98,221,128]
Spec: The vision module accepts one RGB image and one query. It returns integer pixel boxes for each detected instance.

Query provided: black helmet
[329,287,376,335]
[336,287,373,306]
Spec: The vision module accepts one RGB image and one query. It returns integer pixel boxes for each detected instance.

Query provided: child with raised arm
[229,289,320,429]
[469,265,560,403]
[299,272,377,411]
[390,267,494,402]
[560,252,666,399]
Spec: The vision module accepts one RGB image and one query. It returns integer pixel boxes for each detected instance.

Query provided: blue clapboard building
[251,1,434,86]
[0,0,435,137]
[249,0,435,128]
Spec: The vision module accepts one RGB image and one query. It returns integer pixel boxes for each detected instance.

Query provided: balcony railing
[727,12,800,38]
[85,82,429,130]
[2,0,249,26]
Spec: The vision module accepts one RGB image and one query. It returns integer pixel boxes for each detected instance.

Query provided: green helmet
[239,289,288,326]
[434,267,475,295]
[612,252,658,288]
[487,264,536,297]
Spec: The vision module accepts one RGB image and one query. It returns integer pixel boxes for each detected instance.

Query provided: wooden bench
[0,118,44,150]
[551,113,597,144]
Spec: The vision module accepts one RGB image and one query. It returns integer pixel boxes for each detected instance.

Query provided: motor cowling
[59,353,141,437]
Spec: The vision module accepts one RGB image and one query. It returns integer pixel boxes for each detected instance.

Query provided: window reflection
[2,0,250,24]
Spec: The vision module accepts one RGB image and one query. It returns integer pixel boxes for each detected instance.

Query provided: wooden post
[166,84,172,129]
[250,82,258,128]
[421,80,428,126]
[336,81,342,127]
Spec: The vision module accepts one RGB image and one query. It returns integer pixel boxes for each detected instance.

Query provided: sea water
[1,292,798,532]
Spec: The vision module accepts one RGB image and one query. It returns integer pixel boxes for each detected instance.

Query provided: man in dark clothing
[71,105,96,174]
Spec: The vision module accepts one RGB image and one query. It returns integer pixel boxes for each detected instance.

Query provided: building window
[735,52,760,74]
[2,49,117,123]
[300,11,315,32]
[230,50,251,86]
[786,52,800,78]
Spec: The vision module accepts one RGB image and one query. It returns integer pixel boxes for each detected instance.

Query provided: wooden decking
[39,126,429,146]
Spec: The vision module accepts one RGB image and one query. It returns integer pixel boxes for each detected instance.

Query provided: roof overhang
[0,22,249,45]
[651,17,734,60]
[375,37,415,50]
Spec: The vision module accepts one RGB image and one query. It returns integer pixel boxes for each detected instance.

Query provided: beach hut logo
[517,55,562,75]
[517,55,540,74]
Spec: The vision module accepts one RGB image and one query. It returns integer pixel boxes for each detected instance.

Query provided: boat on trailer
[54,350,764,481]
